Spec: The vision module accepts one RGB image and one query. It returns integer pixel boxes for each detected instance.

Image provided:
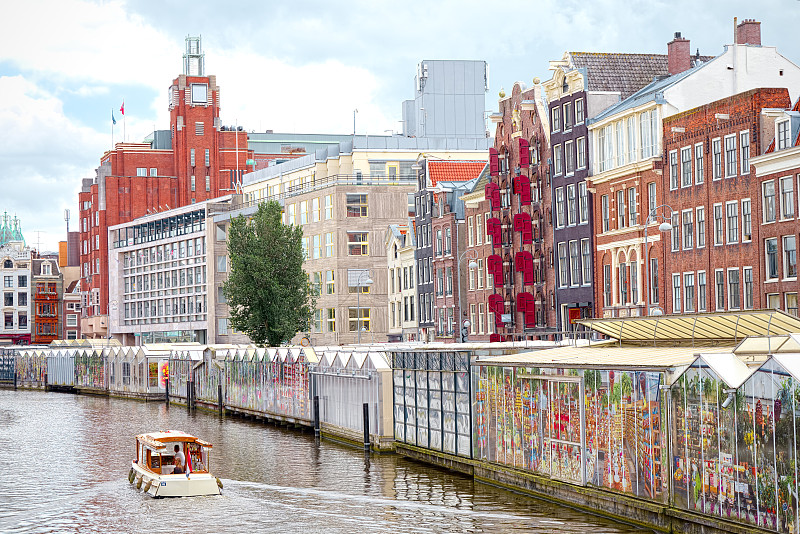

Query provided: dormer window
[2,260,11,269]
[42,262,51,276]
[777,119,791,150]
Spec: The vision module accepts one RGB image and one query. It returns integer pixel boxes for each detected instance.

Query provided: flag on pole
[120,101,125,115]
[112,111,116,125]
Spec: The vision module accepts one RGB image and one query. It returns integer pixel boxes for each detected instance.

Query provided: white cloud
[0,75,106,251]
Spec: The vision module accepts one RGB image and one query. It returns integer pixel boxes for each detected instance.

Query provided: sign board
[501,314,511,323]
[158,359,169,389]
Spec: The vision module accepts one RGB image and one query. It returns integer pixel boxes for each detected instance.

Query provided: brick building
[78,36,252,338]
[543,52,670,332]
[751,97,800,314]
[31,258,62,345]
[463,81,553,341]
[662,88,791,315]
[589,22,800,318]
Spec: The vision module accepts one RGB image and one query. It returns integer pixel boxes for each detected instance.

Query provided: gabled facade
[543,52,670,332]
[31,258,62,345]
[751,96,800,315]
[0,240,31,345]
[386,223,417,342]
[464,81,553,341]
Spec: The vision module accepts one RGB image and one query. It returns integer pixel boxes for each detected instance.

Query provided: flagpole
[122,99,126,142]
[111,109,114,149]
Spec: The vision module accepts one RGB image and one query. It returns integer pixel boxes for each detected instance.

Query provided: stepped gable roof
[428,160,486,186]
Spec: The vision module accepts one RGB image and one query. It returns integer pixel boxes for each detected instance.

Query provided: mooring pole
[362,402,370,452]
[313,395,320,437]
[165,378,170,405]
[13,371,17,390]
[218,382,223,416]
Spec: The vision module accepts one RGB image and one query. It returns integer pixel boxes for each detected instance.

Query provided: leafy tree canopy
[222,201,317,346]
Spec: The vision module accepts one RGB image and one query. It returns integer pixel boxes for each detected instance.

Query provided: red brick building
[463,81,554,341]
[78,37,252,338]
[751,97,800,315]
[662,88,790,315]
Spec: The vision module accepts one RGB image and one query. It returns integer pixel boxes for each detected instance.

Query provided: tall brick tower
[77,36,252,339]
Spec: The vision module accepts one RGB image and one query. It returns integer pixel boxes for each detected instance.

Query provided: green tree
[222,201,317,346]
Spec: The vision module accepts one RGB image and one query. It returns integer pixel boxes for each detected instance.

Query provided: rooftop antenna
[32,230,42,254]
[64,209,70,234]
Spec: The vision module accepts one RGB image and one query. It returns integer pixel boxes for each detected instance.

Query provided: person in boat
[174,444,185,471]
[173,456,184,474]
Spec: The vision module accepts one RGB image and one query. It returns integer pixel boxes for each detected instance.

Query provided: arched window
[3,259,11,269]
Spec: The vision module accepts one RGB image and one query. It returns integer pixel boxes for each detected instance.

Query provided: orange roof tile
[428,160,486,186]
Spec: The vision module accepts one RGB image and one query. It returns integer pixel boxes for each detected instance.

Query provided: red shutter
[519,138,530,167]
[488,254,503,285]
[513,175,531,204]
[515,251,534,285]
[513,213,532,244]
[489,333,502,343]
[485,182,501,211]
[488,293,504,316]
[487,217,502,248]
[489,148,499,176]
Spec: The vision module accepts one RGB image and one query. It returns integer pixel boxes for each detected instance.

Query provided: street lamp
[456,249,479,342]
[643,204,674,316]
[356,271,373,344]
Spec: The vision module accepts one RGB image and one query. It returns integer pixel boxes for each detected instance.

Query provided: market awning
[576,309,800,343]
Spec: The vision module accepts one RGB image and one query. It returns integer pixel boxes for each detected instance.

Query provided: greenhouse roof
[576,310,800,343]
[475,342,734,380]
[676,352,756,388]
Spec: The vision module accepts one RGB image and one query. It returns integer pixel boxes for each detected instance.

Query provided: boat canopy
[136,430,212,450]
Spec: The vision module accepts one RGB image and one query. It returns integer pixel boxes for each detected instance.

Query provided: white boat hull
[130,462,221,498]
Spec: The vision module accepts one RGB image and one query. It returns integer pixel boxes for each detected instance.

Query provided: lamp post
[457,249,479,343]
[643,204,674,316]
[356,270,374,344]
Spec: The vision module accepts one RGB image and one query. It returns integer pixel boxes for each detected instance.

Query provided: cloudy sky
[0,0,797,251]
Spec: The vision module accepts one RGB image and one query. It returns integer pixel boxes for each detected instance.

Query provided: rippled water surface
[0,389,642,533]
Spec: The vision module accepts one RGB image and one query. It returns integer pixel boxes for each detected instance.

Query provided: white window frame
[696,206,705,248]
[741,199,752,242]
[694,143,704,184]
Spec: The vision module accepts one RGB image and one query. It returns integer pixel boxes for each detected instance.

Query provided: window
[741,199,752,242]
[647,182,656,218]
[312,235,321,259]
[325,270,335,294]
[476,259,484,289]
[475,215,483,245]
[615,121,625,166]
[346,194,368,217]
[567,185,577,226]
[553,144,563,175]
[601,195,609,232]
[66,314,77,327]
[711,138,722,180]
[575,98,584,123]
[324,195,333,219]
[599,124,613,172]
[217,285,227,304]
[445,267,453,295]
[788,293,799,317]
[603,264,612,306]
[669,150,679,189]
[204,148,210,166]
[627,187,637,226]
[696,207,705,248]
[617,190,626,229]
[311,198,320,222]
[780,176,794,219]
[671,213,679,252]
[565,140,575,174]
[327,308,336,332]
[777,120,791,150]
[348,308,370,332]
[3,276,11,288]
[698,271,707,312]
[347,233,368,256]
[726,202,738,244]
[743,267,753,309]
[630,261,638,304]
[216,223,226,241]
[216,255,227,272]
[436,269,444,296]
[18,292,26,306]
[218,318,228,335]
[569,240,580,287]
[681,147,692,187]
[713,204,723,245]
[558,243,568,288]
[763,181,776,222]
[640,109,657,159]
[766,237,779,279]
[325,232,333,257]
[286,204,296,225]
[694,143,704,184]
[728,268,741,309]
[468,217,474,247]
[444,227,451,255]
[672,274,681,313]
[4,293,11,306]
[767,293,781,310]
[435,229,442,255]
[626,116,636,163]
[191,83,207,104]
[577,137,586,169]
[650,258,659,304]
[682,210,693,250]
[578,182,588,224]
[150,168,157,177]
[551,106,561,132]
[555,187,565,228]
[684,273,695,312]
[190,149,196,167]
[136,167,147,177]
[724,135,737,177]
[619,263,628,304]
[17,275,26,288]
[715,270,725,310]
[784,235,797,278]
[563,102,572,129]
[581,239,591,285]
[740,131,750,174]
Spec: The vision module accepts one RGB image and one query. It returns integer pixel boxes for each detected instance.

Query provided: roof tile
[428,160,486,186]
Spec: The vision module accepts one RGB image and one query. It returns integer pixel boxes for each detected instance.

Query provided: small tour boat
[129,430,222,497]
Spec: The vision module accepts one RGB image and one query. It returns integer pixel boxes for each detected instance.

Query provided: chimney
[736,19,761,46]
[667,32,691,75]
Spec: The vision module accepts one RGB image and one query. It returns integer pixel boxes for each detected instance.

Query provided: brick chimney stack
[667,32,691,75]
[736,19,761,46]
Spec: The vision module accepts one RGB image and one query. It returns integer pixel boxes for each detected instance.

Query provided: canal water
[0,390,641,533]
